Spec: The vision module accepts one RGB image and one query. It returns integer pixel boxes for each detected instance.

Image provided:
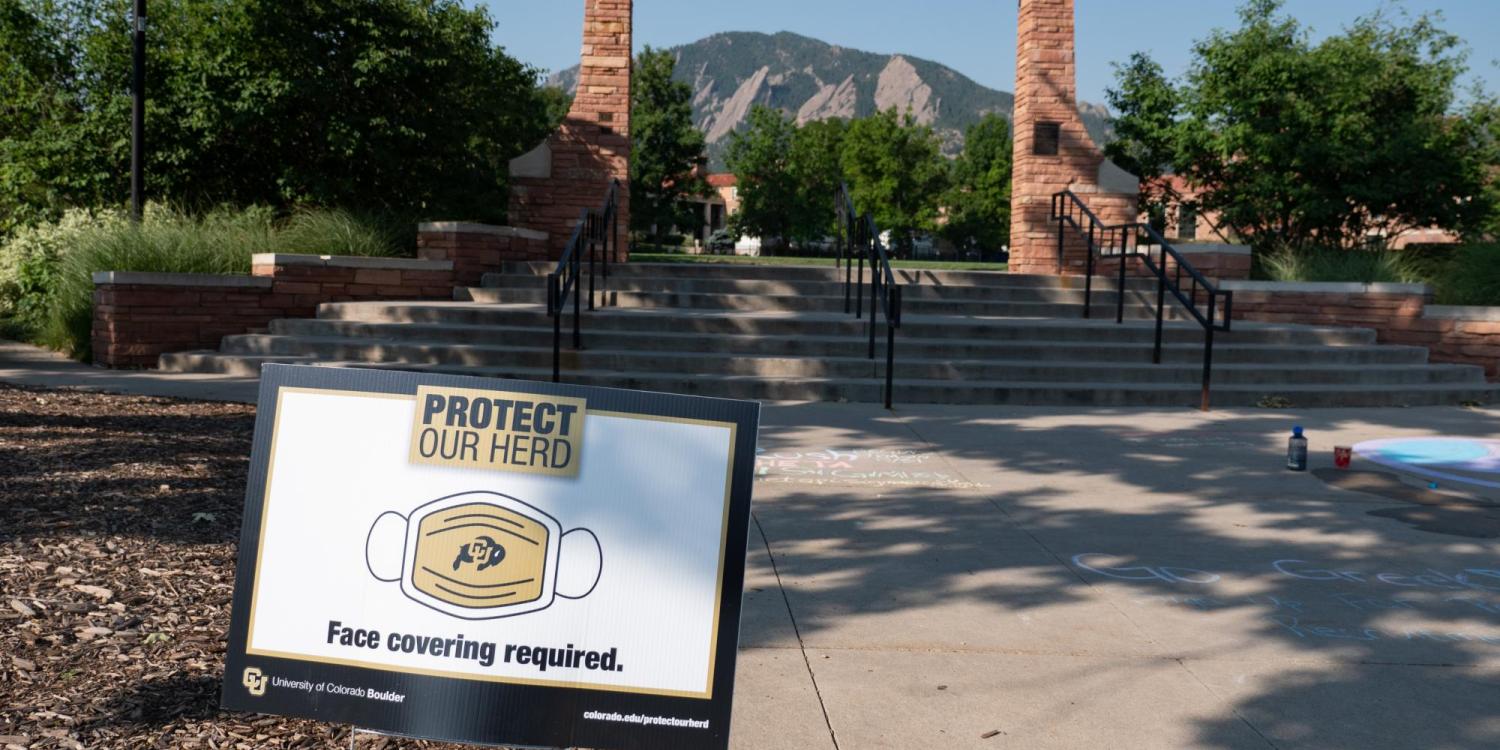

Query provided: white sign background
[246,389,735,697]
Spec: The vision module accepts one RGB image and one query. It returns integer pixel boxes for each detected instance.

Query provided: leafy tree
[629,46,706,242]
[1103,53,1181,234]
[840,108,949,255]
[1106,0,1495,251]
[940,113,1011,252]
[724,105,800,247]
[786,117,846,242]
[0,0,103,236]
[725,109,846,248]
[1475,100,1500,240]
[538,86,573,131]
[1,0,554,232]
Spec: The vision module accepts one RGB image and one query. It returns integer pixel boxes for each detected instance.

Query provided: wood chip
[0,385,474,748]
[73,585,114,602]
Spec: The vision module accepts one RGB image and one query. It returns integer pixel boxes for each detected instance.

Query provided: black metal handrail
[836,183,904,408]
[547,179,619,382]
[1051,190,1233,411]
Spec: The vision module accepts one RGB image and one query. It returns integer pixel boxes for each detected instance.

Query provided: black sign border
[221,364,761,750]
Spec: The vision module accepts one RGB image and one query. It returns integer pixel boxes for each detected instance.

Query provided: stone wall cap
[1157,242,1252,256]
[418,222,548,241]
[250,253,453,271]
[1218,280,1431,294]
[92,271,273,288]
[1424,305,1500,322]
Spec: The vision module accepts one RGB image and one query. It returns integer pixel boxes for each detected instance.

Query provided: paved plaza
[735,402,1500,749]
[4,343,1500,748]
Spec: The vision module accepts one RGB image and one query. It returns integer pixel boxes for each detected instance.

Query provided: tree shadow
[0,387,254,545]
[752,403,1500,748]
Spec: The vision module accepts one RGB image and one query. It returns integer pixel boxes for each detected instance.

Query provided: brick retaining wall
[416,223,550,286]
[1096,243,1253,284]
[92,254,454,367]
[1224,281,1500,380]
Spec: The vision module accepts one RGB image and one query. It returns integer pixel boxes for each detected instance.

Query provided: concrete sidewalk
[735,402,1500,749]
[6,340,1500,748]
[0,340,258,402]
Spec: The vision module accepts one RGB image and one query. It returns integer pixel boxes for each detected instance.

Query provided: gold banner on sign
[408,386,587,477]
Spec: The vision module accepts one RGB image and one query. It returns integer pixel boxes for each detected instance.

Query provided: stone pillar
[1009,0,1137,275]
[508,0,632,262]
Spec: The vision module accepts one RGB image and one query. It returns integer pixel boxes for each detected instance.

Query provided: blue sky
[484,0,1499,105]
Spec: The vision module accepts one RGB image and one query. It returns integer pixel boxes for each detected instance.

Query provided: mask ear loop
[365,511,408,583]
[556,528,602,600]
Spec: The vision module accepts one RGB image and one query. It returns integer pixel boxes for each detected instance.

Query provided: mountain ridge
[546,31,1113,168]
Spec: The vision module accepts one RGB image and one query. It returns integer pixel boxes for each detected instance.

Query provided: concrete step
[213,333,1481,386]
[497,261,1095,289]
[456,287,1207,319]
[267,319,1428,365]
[157,352,1500,408]
[313,302,1376,347]
[470,273,1157,305]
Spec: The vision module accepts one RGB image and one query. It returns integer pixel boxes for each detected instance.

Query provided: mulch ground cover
[0,384,469,749]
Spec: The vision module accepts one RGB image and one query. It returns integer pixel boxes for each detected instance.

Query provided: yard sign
[221,364,759,750]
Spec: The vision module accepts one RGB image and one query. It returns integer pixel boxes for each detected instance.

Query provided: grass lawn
[630,252,1007,272]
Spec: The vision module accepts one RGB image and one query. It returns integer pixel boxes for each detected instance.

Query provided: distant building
[1144,175,1461,249]
[664,172,734,249]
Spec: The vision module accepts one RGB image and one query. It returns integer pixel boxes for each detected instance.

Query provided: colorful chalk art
[1354,438,1500,490]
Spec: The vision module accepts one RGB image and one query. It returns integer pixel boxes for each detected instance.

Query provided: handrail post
[885,286,900,409]
[572,241,582,350]
[856,241,865,320]
[868,242,878,360]
[588,213,596,312]
[1201,294,1216,412]
[1115,226,1128,324]
[608,189,616,283]
[1153,242,1167,364]
[1083,224,1096,319]
[842,201,852,314]
[1055,214,1065,274]
[835,195,843,272]
[549,273,561,382]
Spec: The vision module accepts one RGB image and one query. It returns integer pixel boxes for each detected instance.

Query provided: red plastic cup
[1334,446,1352,469]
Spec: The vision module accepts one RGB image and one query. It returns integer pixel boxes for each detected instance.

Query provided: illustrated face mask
[366,491,601,620]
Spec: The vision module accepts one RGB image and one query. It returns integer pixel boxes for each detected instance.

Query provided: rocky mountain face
[547,31,1113,167]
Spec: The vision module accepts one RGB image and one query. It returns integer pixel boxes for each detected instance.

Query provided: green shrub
[1253,242,1500,307]
[1256,244,1418,285]
[1,205,411,359]
[1429,243,1500,306]
[0,210,119,340]
[278,208,415,257]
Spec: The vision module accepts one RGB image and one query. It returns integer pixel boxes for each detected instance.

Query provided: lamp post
[130,0,146,222]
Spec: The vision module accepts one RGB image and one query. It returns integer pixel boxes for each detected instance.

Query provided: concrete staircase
[160,262,1498,407]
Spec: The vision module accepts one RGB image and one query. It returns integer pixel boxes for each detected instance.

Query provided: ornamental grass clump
[0,205,409,360]
[1257,244,1417,285]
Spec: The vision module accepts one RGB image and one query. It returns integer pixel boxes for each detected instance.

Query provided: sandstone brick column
[1009,0,1137,275]
[508,0,632,262]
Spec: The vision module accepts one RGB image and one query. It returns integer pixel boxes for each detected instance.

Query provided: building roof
[706,173,737,188]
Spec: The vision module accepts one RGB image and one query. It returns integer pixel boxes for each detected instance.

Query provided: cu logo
[242,667,267,697]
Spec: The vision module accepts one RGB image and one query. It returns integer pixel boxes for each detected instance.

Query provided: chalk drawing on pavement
[1354,437,1500,491]
[754,447,988,489]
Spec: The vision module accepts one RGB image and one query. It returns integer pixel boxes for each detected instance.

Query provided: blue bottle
[1287,426,1308,471]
